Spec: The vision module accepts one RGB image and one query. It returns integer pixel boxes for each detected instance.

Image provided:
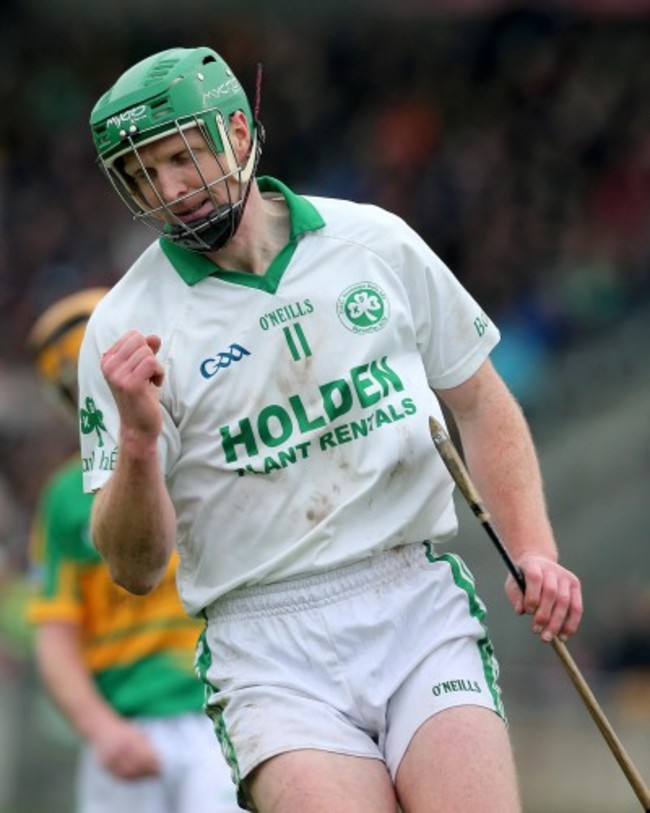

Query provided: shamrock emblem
[80,396,107,448]
[346,291,383,324]
[337,282,390,334]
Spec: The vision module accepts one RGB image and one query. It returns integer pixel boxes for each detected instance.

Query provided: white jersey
[78,177,499,615]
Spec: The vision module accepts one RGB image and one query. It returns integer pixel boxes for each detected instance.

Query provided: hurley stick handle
[428,415,650,810]
[429,416,526,591]
[429,417,488,520]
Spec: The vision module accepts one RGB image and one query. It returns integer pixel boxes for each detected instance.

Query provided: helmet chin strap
[218,59,264,185]
[215,113,259,184]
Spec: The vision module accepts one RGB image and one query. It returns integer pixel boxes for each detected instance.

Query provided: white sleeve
[390,216,500,388]
[77,315,180,494]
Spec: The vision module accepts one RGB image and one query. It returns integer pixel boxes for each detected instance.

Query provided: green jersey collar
[159,176,325,289]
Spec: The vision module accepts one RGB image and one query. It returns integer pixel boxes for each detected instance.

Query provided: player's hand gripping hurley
[429,417,650,812]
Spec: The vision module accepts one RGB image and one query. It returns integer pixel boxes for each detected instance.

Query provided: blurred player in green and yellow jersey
[27,288,240,813]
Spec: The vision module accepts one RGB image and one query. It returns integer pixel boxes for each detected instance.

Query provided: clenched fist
[101,331,165,442]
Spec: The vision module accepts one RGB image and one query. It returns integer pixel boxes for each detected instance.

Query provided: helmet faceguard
[90,47,263,254]
[28,288,109,417]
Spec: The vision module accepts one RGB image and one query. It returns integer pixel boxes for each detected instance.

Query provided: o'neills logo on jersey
[337,282,390,333]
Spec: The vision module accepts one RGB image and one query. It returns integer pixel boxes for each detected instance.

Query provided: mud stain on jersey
[306,492,334,525]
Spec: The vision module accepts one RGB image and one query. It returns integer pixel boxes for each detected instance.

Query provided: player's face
[121,128,234,225]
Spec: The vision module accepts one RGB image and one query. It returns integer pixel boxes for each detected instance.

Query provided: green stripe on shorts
[195,627,243,786]
[425,547,507,720]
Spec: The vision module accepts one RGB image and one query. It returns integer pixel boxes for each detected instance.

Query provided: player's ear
[228,111,251,159]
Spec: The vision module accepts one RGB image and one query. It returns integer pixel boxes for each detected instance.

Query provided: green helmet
[90,46,263,253]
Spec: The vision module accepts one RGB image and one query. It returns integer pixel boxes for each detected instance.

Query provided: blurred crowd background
[0,1,649,811]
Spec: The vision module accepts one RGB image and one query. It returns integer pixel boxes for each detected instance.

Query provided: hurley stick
[429,416,650,811]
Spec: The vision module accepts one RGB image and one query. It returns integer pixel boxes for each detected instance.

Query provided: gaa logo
[337,282,390,334]
[200,343,251,379]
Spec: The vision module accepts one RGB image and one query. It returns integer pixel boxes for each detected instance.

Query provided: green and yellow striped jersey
[29,457,205,717]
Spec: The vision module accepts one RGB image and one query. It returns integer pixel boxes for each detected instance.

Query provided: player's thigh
[395,706,520,813]
[246,749,398,813]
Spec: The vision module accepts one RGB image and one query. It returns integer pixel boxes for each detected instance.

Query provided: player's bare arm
[36,622,161,779]
[92,330,176,595]
[436,359,583,642]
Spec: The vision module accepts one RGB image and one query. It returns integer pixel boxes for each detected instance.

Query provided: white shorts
[76,711,240,813]
[198,542,506,810]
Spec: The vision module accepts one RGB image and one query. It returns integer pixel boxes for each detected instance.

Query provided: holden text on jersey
[219,355,418,475]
